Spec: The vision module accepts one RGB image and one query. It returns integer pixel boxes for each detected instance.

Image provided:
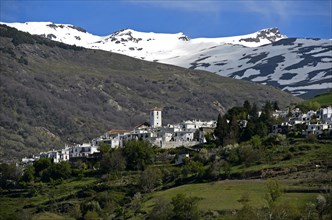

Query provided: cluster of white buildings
[22,108,216,164]
[96,108,216,149]
[272,106,332,136]
[22,143,100,165]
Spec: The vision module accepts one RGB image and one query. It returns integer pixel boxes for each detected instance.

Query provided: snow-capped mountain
[2,21,331,98]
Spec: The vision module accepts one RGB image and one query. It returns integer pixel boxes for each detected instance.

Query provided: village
[21,106,332,165]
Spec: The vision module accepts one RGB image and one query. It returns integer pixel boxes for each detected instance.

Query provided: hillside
[1,138,331,219]
[308,91,332,106]
[0,25,301,162]
[2,22,331,98]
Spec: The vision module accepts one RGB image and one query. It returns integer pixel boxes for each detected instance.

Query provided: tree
[0,163,20,189]
[273,101,280,110]
[33,158,52,177]
[139,167,162,193]
[243,100,252,116]
[260,101,273,123]
[214,114,229,146]
[99,143,111,155]
[227,114,240,144]
[249,135,262,149]
[100,149,126,173]
[315,192,332,220]
[41,161,71,182]
[250,103,259,122]
[222,160,232,178]
[240,120,256,142]
[181,160,205,178]
[196,148,209,164]
[266,179,282,205]
[21,166,35,183]
[123,140,155,170]
[130,192,143,214]
[171,193,200,220]
[148,197,173,220]
[256,121,268,138]
[206,160,222,180]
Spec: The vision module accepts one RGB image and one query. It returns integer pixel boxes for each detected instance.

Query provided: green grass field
[144,180,317,212]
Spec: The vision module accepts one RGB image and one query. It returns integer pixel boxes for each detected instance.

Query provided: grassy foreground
[144,180,317,212]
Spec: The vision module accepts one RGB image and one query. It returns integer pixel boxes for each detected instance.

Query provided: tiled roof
[151,107,162,111]
[106,129,131,134]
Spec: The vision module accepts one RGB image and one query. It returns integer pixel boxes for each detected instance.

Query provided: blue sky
[1,0,331,39]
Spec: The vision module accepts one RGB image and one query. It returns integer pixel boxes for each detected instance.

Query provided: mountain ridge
[2,21,330,98]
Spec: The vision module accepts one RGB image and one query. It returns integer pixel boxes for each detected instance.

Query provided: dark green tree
[41,161,71,182]
[100,149,126,173]
[33,158,52,177]
[227,114,240,144]
[0,163,20,189]
[256,121,268,138]
[123,140,154,170]
[21,166,35,183]
[240,120,256,142]
[250,103,259,122]
[243,100,252,116]
[214,114,229,146]
[260,101,273,123]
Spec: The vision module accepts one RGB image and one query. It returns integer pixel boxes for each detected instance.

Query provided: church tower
[150,107,162,128]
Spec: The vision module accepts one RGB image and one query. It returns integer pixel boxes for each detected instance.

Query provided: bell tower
[150,107,162,128]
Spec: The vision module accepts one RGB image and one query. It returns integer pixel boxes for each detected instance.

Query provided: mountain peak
[239,27,286,44]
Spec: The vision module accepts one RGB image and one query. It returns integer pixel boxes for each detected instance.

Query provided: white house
[40,150,61,163]
[174,131,195,142]
[70,143,99,158]
[180,120,216,131]
[272,110,289,119]
[319,106,332,123]
[303,123,329,136]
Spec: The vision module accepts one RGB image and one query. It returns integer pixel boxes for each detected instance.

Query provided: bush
[84,210,99,220]
[148,197,173,220]
[139,167,162,193]
[171,193,200,220]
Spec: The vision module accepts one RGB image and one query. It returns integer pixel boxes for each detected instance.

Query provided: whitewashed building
[302,123,330,136]
[319,106,332,123]
[69,143,99,158]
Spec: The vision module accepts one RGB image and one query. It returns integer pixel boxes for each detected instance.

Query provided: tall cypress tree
[214,114,229,146]
[243,100,251,116]
[250,103,259,122]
